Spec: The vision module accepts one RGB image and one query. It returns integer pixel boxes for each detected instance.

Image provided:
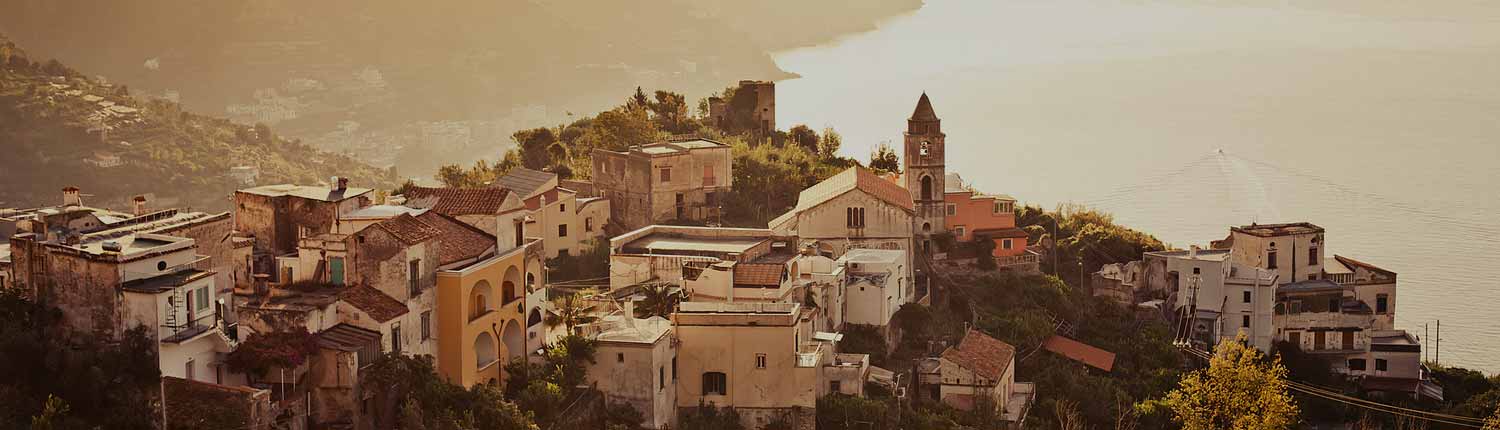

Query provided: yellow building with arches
[434,238,545,387]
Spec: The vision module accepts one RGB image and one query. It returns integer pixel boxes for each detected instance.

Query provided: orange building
[434,238,545,388]
[942,173,1028,257]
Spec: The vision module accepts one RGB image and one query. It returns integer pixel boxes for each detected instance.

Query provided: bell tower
[903,92,946,250]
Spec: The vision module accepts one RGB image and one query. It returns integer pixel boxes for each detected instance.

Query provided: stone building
[585,310,678,429]
[904,93,947,253]
[591,138,733,230]
[706,80,776,134]
[674,302,827,430]
[9,232,242,385]
[234,180,373,281]
[770,166,916,279]
[916,330,1034,428]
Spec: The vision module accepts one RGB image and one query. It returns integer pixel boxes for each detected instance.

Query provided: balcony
[796,342,825,368]
[162,312,219,344]
[1277,312,1379,331]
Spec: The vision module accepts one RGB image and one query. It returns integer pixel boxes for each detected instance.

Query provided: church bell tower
[903,92,946,251]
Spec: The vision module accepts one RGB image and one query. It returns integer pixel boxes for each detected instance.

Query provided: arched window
[528,308,543,327]
[920,176,933,200]
[503,266,522,304]
[922,222,932,233]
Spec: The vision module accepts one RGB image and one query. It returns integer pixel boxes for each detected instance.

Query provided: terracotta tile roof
[339,285,409,323]
[942,330,1016,380]
[416,212,496,265]
[1042,335,1116,372]
[733,262,785,287]
[784,167,915,220]
[1333,255,1396,277]
[371,213,441,245]
[405,186,510,216]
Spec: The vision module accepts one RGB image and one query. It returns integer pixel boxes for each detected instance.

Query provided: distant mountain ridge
[0,34,397,211]
[0,0,922,177]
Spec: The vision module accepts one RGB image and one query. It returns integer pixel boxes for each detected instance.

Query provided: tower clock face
[920,141,930,155]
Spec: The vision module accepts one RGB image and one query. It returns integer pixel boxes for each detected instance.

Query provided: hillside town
[5,78,1482,430]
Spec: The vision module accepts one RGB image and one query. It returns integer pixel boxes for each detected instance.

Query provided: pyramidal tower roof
[910,92,939,122]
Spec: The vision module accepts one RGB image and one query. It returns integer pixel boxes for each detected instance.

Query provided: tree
[818,127,843,159]
[512,127,558,170]
[679,403,746,430]
[1485,404,1500,430]
[869,142,901,174]
[1163,335,1299,430]
[649,90,690,134]
[628,86,649,112]
[544,291,602,334]
[973,237,997,270]
[225,329,320,379]
[582,107,659,151]
[788,124,819,153]
[635,283,684,319]
[361,353,538,430]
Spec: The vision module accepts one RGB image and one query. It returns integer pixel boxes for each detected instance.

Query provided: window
[1348,359,1367,371]
[196,286,210,310]
[585,217,594,232]
[1308,247,1318,265]
[1375,359,1388,372]
[955,226,966,238]
[994,201,1012,214]
[1267,250,1279,269]
[945,204,956,216]
[391,323,402,354]
[1328,298,1340,313]
[672,357,678,381]
[559,203,565,213]
[617,353,625,363]
[1376,294,1389,313]
[1193,267,1201,275]
[660,168,671,183]
[830,380,842,393]
[920,176,933,200]
[1290,300,1303,314]
[1002,239,1013,250]
[659,367,665,391]
[158,261,168,271]
[755,353,767,369]
[558,224,568,237]
[408,260,423,296]
[702,372,727,395]
[919,141,930,156]
[1242,315,1251,328]
[420,311,431,341]
[846,207,866,228]
[1243,290,1252,304]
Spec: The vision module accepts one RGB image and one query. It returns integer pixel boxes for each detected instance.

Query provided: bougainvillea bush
[225,329,320,376]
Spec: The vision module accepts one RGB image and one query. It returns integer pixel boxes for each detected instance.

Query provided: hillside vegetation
[0,35,396,210]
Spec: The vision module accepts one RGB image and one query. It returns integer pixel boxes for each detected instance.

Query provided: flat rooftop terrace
[622,234,768,255]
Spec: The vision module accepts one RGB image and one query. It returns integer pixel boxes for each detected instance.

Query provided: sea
[772,0,1500,372]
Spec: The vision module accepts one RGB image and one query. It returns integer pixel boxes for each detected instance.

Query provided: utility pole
[1436,320,1441,365]
[1424,323,1429,363]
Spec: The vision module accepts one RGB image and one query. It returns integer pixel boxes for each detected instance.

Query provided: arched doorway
[473,331,497,370]
[501,320,525,361]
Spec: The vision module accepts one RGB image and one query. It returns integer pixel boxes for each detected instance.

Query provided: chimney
[624,299,635,318]
[61,187,81,207]
[1189,245,1200,259]
[132,195,148,216]
[335,176,349,191]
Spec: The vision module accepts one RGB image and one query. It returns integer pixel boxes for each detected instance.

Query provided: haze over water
[774,0,1500,371]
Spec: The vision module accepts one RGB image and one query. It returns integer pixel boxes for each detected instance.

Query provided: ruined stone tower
[903,92,946,253]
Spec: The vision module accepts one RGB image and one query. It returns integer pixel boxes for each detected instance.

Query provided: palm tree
[635,283,684,319]
[544,289,601,333]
